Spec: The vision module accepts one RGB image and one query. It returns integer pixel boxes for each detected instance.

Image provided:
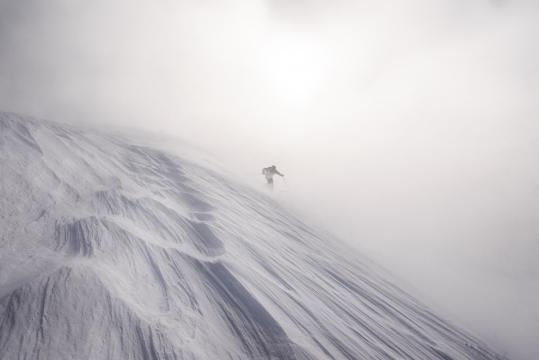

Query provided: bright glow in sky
[258,30,330,106]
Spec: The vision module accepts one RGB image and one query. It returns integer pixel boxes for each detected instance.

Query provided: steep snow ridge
[0,112,505,360]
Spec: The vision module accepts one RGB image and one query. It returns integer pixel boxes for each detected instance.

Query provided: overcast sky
[1,0,538,358]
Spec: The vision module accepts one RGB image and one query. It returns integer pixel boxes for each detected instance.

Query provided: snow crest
[0,112,505,360]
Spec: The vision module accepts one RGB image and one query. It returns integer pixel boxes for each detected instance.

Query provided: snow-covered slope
[0,112,504,360]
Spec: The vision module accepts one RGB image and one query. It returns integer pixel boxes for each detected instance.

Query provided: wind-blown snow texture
[0,112,505,360]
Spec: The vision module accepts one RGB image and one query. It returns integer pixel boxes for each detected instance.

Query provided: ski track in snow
[0,112,506,360]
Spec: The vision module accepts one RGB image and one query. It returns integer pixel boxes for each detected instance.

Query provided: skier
[262,165,284,188]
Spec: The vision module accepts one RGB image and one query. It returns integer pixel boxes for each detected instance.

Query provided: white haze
[0,0,538,359]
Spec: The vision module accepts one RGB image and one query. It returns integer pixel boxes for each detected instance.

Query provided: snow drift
[0,112,505,360]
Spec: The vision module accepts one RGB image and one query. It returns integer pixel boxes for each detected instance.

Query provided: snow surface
[0,112,505,360]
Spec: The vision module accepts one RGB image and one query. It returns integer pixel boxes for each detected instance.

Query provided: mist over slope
[0,112,506,360]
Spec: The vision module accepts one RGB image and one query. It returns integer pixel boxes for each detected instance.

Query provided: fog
[1,0,538,358]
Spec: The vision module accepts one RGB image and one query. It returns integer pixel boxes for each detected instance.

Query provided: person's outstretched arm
[276,170,284,177]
